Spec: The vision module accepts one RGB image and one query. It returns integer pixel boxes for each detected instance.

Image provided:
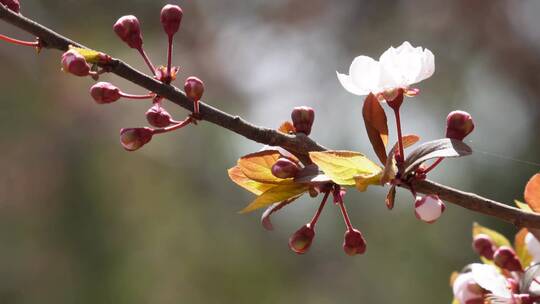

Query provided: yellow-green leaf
[239,183,309,213]
[228,166,277,195]
[515,228,533,268]
[451,298,459,304]
[309,151,382,186]
[473,222,511,248]
[354,171,383,192]
[69,46,103,64]
[515,199,533,212]
[238,150,295,184]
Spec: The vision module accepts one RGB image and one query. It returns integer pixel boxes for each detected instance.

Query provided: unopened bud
[146,105,172,128]
[414,195,446,223]
[160,4,183,37]
[61,50,90,77]
[291,106,315,135]
[1,0,20,13]
[472,234,496,260]
[288,224,315,254]
[113,15,143,49]
[493,246,523,272]
[184,76,204,101]
[446,110,474,141]
[89,82,121,104]
[271,158,300,179]
[343,228,367,256]
[120,127,153,151]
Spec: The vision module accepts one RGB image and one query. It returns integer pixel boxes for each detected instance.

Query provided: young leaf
[515,228,533,268]
[385,185,396,210]
[472,222,511,248]
[525,173,540,213]
[404,138,472,174]
[261,197,300,231]
[293,164,332,184]
[69,46,103,63]
[515,199,533,212]
[362,93,388,164]
[309,151,382,186]
[354,171,383,192]
[380,135,421,184]
[278,121,295,134]
[239,184,309,213]
[238,150,295,184]
[228,166,277,195]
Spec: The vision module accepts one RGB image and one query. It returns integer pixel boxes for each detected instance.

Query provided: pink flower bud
[288,224,315,254]
[61,50,90,77]
[160,4,183,37]
[145,105,172,128]
[291,106,315,135]
[446,110,474,141]
[493,246,523,272]
[271,158,300,179]
[1,0,20,13]
[343,228,367,256]
[472,234,496,260]
[414,195,446,223]
[120,127,153,151]
[113,15,143,49]
[89,82,121,104]
[184,76,204,101]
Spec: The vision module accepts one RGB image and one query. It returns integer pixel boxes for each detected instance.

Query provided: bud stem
[137,47,156,76]
[152,116,192,134]
[309,191,330,228]
[336,192,354,231]
[0,34,39,47]
[422,157,443,175]
[393,108,405,164]
[119,92,156,100]
[166,35,173,83]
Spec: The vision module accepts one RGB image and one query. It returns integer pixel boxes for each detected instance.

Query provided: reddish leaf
[362,93,388,164]
[525,173,540,213]
[278,121,296,134]
[385,185,396,210]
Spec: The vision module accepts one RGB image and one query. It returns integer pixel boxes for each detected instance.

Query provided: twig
[1,5,540,228]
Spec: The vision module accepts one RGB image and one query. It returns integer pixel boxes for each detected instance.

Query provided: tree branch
[1,5,539,228]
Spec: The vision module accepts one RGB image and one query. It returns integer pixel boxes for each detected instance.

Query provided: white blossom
[525,232,540,264]
[337,41,435,96]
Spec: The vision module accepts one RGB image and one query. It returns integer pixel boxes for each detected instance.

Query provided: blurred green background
[1,0,539,303]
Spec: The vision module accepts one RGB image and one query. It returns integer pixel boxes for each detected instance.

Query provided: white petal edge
[470,264,511,298]
[336,72,370,96]
[348,55,382,94]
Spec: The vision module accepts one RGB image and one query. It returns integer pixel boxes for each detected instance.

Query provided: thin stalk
[166,35,173,81]
[152,116,192,134]
[422,157,444,175]
[0,34,39,47]
[137,47,156,76]
[119,92,155,100]
[309,191,330,228]
[336,194,354,231]
[393,108,405,164]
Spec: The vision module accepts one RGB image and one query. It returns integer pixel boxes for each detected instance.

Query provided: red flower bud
[446,110,474,141]
[271,158,300,179]
[160,4,183,37]
[61,50,90,77]
[291,106,315,135]
[1,0,20,13]
[288,224,315,254]
[414,194,446,223]
[89,82,121,104]
[120,127,153,151]
[146,105,172,128]
[343,228,367,256]
[113,15,143,49]
[184,76,204,101]
[472,234,496,260]
[493,246,523,272]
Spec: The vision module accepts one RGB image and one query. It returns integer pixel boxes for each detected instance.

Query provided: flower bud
[89,82,121,104]
[493,246,523,272]
[61,50,90,77]
[1,0,20,13]
[146,105,172,128]
[446,110,474,141]
[160,4,183,37]
[113,15,143,49]
[291,106,315,135]
[472,234,496,260]
[343,228,367,256]
[184,76,204,101]
[120,127,153,151]
[414,194,446,223]
[271,158,300,179]
[288,224,315,254]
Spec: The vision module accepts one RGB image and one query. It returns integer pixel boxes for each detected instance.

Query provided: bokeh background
[1,0,539,303]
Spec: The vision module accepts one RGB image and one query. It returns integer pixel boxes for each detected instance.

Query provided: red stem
[422,157,444,175]
[119,92,155,100]
[166,35,173,80]
[0,34,39,47]
[393,108,405,164]
[336,194,354,231]
[137,47,156,76]
[152,116,193,134]
[309,191,330,228]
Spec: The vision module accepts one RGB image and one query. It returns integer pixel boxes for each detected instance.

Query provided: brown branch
[1,5,540,228]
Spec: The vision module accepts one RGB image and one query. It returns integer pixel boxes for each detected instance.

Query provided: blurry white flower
[453,264,513,304]
[453,271,483,304]
[525,232,540,264]
[337,41,435,96]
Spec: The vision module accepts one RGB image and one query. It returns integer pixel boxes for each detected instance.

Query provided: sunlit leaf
[380,135,421,184]
[362,93,388,164]
[69,46,103,63]
[293,164,332,184]
[472,222,511,248]
[278,121,295,134]
[239,183,309,213]
[450,298,459,304]
[404,138,472,174]
[261,196,301,231]
[309,151,382,186]
[515,228,533,268]
[228,166,277,195]
[515,199,533,212]
[238,150,295,184]
[525,173,540,213]
[354,171,382,192]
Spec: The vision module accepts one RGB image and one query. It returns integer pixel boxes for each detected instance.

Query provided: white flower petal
[470,264,511,298]
[525,232,540,264]
[415,48,435,84]
[349,55,381,94]
[336,72,370,96]
[380,42,423,88]
[453,272,482,304]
